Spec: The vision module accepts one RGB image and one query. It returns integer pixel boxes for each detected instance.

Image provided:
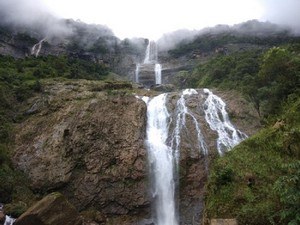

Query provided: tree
[273,161,300,225]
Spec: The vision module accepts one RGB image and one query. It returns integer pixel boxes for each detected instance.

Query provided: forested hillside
[166,28,300,225]
[0,19,299,225]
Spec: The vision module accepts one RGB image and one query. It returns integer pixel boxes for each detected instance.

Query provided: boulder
[15,192,82,225]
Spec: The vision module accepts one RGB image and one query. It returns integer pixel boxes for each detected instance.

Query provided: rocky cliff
[11,80,260,224]
[13,80,149,223]
[0,21,146,79]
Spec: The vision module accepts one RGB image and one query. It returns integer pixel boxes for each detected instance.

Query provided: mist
[0,0,115,47]
[261,0,300,34]
[1,0,299,50]
[0,0,74,39]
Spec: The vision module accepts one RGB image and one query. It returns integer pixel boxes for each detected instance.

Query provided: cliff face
[0,23,144,79]
[163,89,260,224]
[12,80,260,224]
[13,80,149,222]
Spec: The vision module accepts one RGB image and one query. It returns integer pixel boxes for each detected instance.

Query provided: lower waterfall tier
[136,63,161,87]
[11,80,261,225]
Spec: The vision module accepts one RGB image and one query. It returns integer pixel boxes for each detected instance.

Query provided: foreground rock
[15,192,82,225]
[13,80,149,223]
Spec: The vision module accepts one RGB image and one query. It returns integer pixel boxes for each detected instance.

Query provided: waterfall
[171,89,208,167]
[155,63,162,85]
[31,38,46,57]
[140,88,247,224]
[136,41,162,86]
[4,215,15,225]
[135,64,140,83]
[143,94,178,225]
[143,42,151,64]
[203,88,247,155]
[144,41,157,64]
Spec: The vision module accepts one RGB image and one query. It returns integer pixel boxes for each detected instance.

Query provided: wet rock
[164,89,260,225]
[152,84,176,92]
[212,89,261,136]
[12,81,260,224]
[15,192,82,225]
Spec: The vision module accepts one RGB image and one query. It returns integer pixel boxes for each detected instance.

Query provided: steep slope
[157,20,300,86]
[204,98,300,225]
[12,80,149,222]
[9,79,260,224]
[0,19,147,79]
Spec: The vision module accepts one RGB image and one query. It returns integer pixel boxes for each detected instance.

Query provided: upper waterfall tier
[144,41,158,64]
[136,41,162,87]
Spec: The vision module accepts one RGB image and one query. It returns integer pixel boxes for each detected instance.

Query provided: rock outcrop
[13,80,149,223]
[160,89,260,225]
[12,80,260,225]
[15,192,82,225]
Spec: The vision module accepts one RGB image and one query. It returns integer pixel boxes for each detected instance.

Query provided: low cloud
[0,0,73,38]
[261,0,300,34]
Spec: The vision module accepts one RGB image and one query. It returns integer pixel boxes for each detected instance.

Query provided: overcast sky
[1,0,300,40]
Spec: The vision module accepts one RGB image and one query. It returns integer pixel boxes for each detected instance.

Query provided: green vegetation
[194,43,300,224]
[169,30,300,58]
[0,54,110,212]
[205,98,300,225]
[168,27,300,225]
[0,53,109,143]
[177,44,300,120]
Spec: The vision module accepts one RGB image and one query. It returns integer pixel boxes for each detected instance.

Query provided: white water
[31,38,46,57]
[155,63,162,85]
[4,215,15,225]
[144,41,157,64]
[203,88,247,155]
[138,88,247,224]
[143,42,151,64]
[143,94,178,225]
[135,64,140,83]
[136,41,162,85]
[171,89,208,167]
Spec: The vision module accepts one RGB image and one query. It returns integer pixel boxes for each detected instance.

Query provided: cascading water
[171,89,208,167]
[4,215,15,225]
[135,41,162,86]
[155,64,162,85]
[143,94,178,225]
[141,88,247,224]
[144,41,157,64]
[135,63,140,83]
[203,88,247,155]
[31,38,46,57]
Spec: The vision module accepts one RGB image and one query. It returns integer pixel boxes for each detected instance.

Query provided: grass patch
[205,98,300,225]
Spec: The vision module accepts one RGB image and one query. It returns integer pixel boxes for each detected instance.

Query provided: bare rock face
[13,81,260,225]
[163,89,260,225]
[138,64,157,87]
[15,192,82,225]
[13,80,149,222]
[212,89,261,136]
